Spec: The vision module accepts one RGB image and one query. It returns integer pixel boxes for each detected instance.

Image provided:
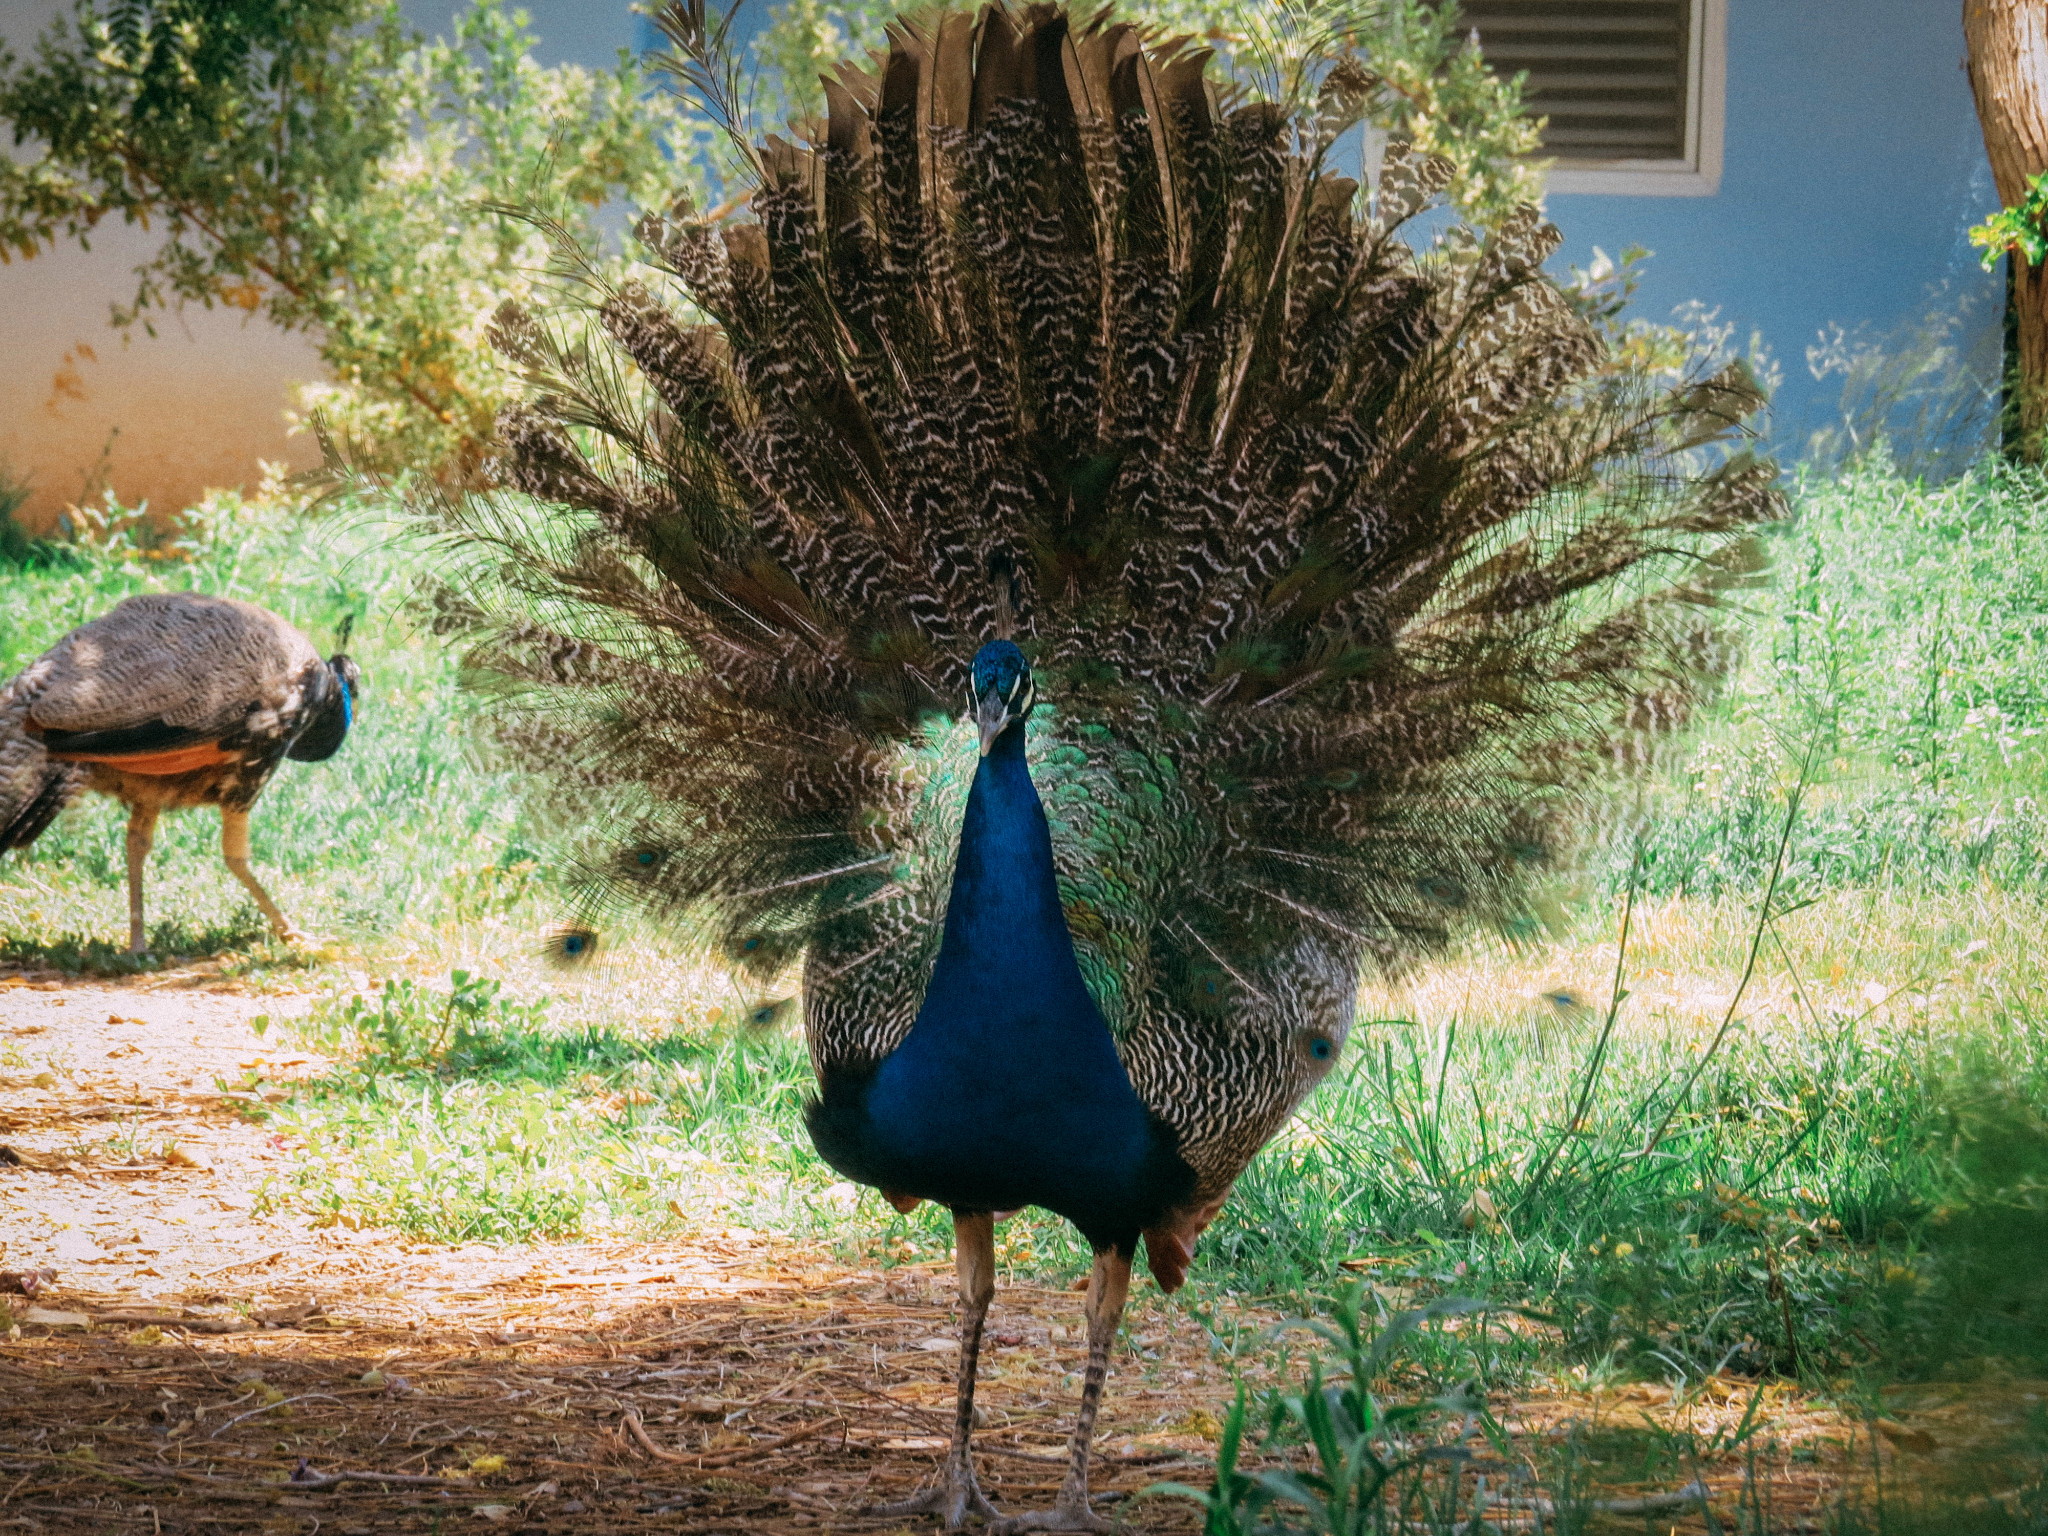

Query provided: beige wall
[2,0,325,534]
[1,222,326,533]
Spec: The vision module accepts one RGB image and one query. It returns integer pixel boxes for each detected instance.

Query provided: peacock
[0,593,359,954]
[422,2,1781,1526]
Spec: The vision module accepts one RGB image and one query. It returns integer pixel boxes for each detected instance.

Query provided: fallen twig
[699,1416,845,1468]
[209,1392,344,1438]
[621,1410,844,1469]
[287,1458,476,1491]
[979,1443,1188,1469]
[174,1317,256,1336]
[537,1270,682,1289]
[194,1251,286,1279]
[621,1411,690,1465]
[822,1372,950,1428]
[0,1452,472,1501]
[1481,1479,1709,1520]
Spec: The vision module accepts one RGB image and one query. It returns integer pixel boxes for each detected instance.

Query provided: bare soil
[0,973,2028,1533]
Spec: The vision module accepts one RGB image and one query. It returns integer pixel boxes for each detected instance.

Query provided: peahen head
[970,641,1035,757]
[287,655,362,763]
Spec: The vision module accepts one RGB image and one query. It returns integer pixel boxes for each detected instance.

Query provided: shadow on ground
[0,914,283,979]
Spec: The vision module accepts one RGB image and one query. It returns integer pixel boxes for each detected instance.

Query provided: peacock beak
[976,690,1012,757]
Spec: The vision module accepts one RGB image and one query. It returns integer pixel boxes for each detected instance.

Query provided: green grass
[11,458,2048,1526]
[1618,451,2048,898]
[1221,887,2048,1379]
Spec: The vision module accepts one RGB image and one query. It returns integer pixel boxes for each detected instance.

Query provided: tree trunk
[1965,0,2048,459]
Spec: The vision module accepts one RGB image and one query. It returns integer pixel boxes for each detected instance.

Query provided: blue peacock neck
[930,720,1089,1000]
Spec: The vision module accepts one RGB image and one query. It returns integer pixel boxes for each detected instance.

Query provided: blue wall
[1544,0,1999,441]
[399,0,640,66]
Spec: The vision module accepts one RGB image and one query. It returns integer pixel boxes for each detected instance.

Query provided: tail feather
[1,659,87,853]
[0,764,85,853]
[416,1,1784,1190]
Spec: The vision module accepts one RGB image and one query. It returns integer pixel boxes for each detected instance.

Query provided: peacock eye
[1309,1036,1332,1060]
[564,935,586,955]
[637,850,657,867]
[743,937,761,951]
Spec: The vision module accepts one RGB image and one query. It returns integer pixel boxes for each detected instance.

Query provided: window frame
[1512,0,1728,197]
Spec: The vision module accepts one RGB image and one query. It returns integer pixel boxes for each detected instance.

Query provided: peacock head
[286,654,362,763]
[970,640,1035,757]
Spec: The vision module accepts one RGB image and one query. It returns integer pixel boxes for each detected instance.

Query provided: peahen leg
[868,1209,1000,1529]
[220,808,301,943]
[124,802,159,954]
[990,1247,1131,1535]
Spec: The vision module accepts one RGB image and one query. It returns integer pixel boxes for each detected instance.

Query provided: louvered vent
[1461,0,1694,165]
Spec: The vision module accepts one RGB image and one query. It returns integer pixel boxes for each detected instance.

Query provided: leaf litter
[2,974,2037,1532]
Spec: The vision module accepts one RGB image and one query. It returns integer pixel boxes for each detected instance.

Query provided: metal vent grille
[1461,0,1693,164]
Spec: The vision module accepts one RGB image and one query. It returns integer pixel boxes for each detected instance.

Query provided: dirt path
[0,976,2023,1534]
[0,973,1238,1533]
[0,968,336,1297]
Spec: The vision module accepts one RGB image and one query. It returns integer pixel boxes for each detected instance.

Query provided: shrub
[0,0,712,477]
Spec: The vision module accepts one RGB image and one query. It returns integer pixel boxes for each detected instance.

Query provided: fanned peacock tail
[418,0,1783,1199]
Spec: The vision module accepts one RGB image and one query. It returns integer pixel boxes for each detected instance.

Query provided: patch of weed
[0,913,271,975]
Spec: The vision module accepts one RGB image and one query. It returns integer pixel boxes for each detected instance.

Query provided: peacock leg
[868,1209,1000,1529]
[220,808,301,943]
[124,802,159,954]
[990,1247,1130,1535]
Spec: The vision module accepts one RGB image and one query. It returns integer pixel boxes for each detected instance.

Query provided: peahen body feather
[422,3,1781,1522]
[0,593,360,951]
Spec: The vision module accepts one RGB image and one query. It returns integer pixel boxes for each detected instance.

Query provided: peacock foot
[987,1493,1113,1534]
[866,1450,1000,1530]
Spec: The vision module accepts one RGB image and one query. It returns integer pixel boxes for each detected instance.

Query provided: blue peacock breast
[805,723,1196,1247]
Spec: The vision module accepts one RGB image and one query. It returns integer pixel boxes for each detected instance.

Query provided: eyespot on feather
[1418,874,1466,907]
[1178,958,1230,1015]
[543,927,600,967]
[745,996,796,1030]
[726,929,796,974]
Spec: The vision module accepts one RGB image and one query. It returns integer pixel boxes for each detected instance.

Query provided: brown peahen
[428,2,1781,1526]
[0,593,359,953]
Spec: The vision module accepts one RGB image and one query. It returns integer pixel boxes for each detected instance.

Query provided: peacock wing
[1026,703,1359,1214]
